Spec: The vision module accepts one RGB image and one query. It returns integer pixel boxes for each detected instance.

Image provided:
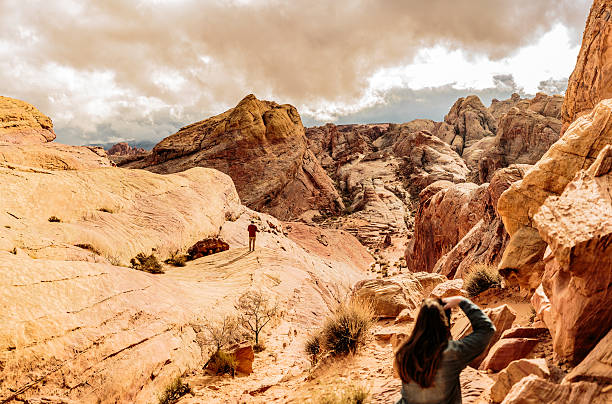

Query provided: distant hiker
[248,221,259,252]
[394,296,495,404]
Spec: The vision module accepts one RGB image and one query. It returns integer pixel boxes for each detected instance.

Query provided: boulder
[565,327,612,385]
[460,366,495,404]
[0,96,55,144]
[352,279,411,318]
[453,304,516,368]
[228,342,255,375]
[429,279,465,299]
[562,0,612,134]
[479,338,539,372]
[127,94,343,220]
[187,238,230,259]
[500,375,602,404]
[394,308,414,324]
[444,95,497,155]
[411,272,447,297]
[497,99,612,291]
[532,145,612,363]
[490,358,550,403]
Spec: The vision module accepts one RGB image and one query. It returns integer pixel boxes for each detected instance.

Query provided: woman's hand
[442,296,465,310]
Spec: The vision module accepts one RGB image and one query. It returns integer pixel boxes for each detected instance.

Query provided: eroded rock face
[566,327,612,386]
[500,375,603,404]
[479,338,539,372]
[532,145,612,363]
[0,96,55,144]
[128,94,343,220]
[498,99,612,291]
[107,142,148,165]
[490,358,550,403]
[406,180,487,273]
[477,94,562,183]
[0,143,112,170]
[562,0,612,134]
[444,95,497,154]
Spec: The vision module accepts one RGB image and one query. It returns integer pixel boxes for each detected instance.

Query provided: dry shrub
[235,290,278,345]
[306,299,373,363]
[316,384,369,404]
[157,376,191,404]
[164,251,188,267]
[98,207,115,213]
[130,253,164,274]
[207,350,237,376]
[48,216,61,222]
[74,243,101,255]
[464,263,502,297]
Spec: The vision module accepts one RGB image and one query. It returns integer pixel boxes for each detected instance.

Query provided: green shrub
[319,299,373,357]
[130,253,164,274]
[48,216,61,222]
[207,350,237,376]
[317,384,369,404]
[158,376,191,404]
[464,263,502,297]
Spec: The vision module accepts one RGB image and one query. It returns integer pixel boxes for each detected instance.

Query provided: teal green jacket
[397,299,495,404]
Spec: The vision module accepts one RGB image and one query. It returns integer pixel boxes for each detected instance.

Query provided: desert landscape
[1,0,611,403]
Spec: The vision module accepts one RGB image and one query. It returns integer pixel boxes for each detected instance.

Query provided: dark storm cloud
[0,0,589,144]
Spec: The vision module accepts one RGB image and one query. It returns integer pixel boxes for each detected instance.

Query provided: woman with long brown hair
[394,296,495,404]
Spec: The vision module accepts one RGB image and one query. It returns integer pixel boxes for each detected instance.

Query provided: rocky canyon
[2,1,612,403]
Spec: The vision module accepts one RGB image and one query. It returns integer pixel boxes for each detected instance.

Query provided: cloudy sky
[0,0,591,146]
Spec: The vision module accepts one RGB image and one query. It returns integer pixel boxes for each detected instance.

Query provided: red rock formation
[562,0,612,134]
[501,374,603,404]
[107,142,147,156]
[479,338,539,372]
[490,358,550,403]
[187,238,230,259]
[0,96,55,144]
[127,94,343,220]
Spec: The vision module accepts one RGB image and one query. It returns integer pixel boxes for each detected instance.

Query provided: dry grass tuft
[207,350,237,376]
[464,263,502,297]
[157,376,191,404]
[316,384,370,404]
[74,243,101,255]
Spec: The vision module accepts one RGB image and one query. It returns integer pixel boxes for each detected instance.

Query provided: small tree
[235,290,278,345]
[201,315,241,353]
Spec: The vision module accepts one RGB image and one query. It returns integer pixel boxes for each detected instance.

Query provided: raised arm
[445,297,496,365]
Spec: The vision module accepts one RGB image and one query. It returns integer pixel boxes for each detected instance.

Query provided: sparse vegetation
[10,247,17,255]
[48,216,61,222]
[130,253,164,274]
[98,207,114,213]
[253,341,266,353]
[157,376,191,404]
[74,243,101,255]
[235,290,279,345]
[207,350,237,376]
[316,384,370,404]
[306,299,374,364]
[164,250,188,267]
[199,315,242,353]
[464,263,502,297]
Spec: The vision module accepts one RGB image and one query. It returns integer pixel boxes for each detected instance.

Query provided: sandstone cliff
[127,94,344,221]
[0,96,56,144]
[562,0,612,133]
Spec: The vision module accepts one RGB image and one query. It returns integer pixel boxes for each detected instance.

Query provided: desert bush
[207,350,237,376]
[130,253,164,274]
[464,263,502,297]
[307,299,373,361]
[98,207,114,213]
[164,251,188,267]
[74,243,101,255]
[158,376,191,404]
[235,290,278,345]
[197,315,242,354]
[48,216,61,222]
[316,384,369,404]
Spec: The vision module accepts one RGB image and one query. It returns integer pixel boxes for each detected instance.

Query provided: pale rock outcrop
[500,375,603,404]
[531,145,612,363]
[498,99,612,292]
[0,142,112,170]
[490,358,550,403]
[562,0,612,134]
[393,130,469,197]
[477,94,562,183]
[0,96,55,144]
[429,279,465,299]
[127,94,343,220]
[453,304,516,368]
[444,95,497,154]
[479,338,540,372]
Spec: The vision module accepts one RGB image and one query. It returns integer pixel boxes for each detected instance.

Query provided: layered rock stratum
[0,96,56,144]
